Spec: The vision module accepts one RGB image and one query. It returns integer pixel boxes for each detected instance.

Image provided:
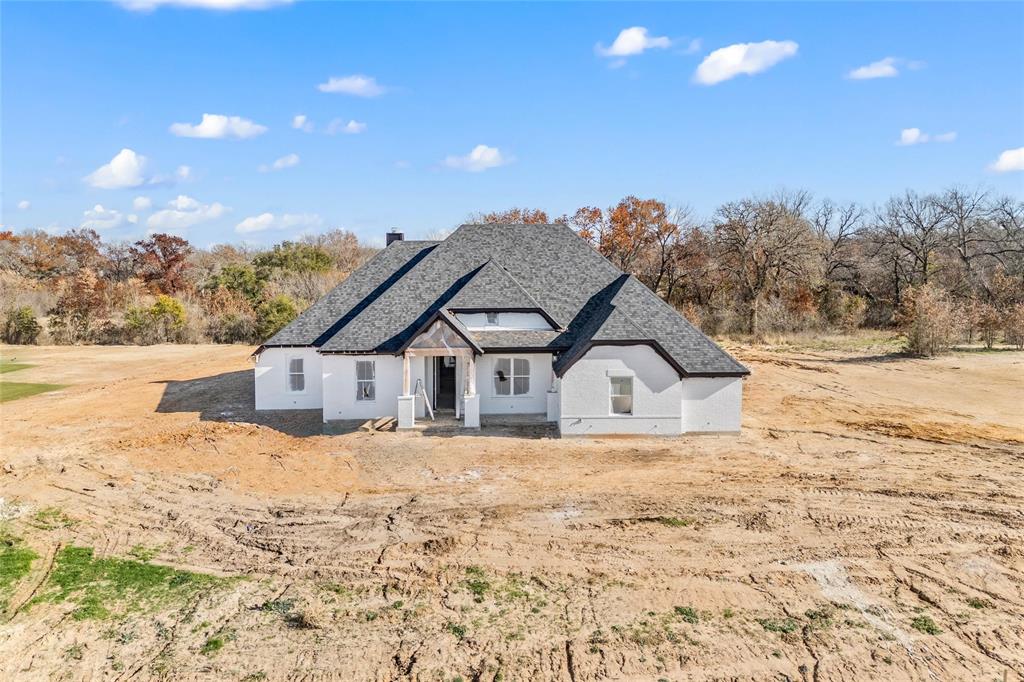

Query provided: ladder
[414,378,434,421]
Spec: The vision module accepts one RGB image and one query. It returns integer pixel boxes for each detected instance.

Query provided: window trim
[287,355,306,394]
[492,356,531,398]
[355,359,376,403]
[485,312,499,326]
[609,375,633,416]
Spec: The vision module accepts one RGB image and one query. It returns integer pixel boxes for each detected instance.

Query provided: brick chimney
[386,229,404,246]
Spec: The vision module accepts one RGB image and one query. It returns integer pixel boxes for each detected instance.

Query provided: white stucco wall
[476,353,553,414]
[559,345,682,436]
[254,347,324,410]
[455,312,552,330]
[681,377,743,433]
[321,354,427,421]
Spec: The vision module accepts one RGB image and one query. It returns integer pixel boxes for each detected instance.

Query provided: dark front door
[435,357,456,410]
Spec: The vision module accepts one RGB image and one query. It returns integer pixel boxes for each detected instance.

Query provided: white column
[402,352,411,395]
[467,353,477,396]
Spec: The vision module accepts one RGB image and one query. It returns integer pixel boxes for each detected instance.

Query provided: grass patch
[0,381,65,403]
[32,545,226,620]
[30,507,77,531]
[910,615,941,635]
[673,605,699,624]
[200,636,225,655]
[966,597,991,609]
[757,617,798,634]
[0,361,33,374]
[0,532,38,610]
[445,621,466,640]
[463,566,490,603]
[804,607,834,630]
[128,545,159,562]
[654,516,693,528]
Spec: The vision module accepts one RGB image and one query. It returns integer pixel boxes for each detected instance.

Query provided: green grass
[0,532,38,610]
[29,507,77,531]
[0,381,65,403]
[463,566,490,603]
[966,597,991,609]
[653,516,693,528]
[200,637,225,655]
[757,617,798,634]
[910,615,941,635]
[0,360,33,374]
[673,606,699,624]
[32,545,227,621]
[445,621,467,640]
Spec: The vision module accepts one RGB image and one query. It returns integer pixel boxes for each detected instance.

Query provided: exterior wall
[681,377,743,433]
[454,312,552,330]
[475,353,553,414]
[321,354,427,421]
[254,347,324,410]
[559,345,683,436]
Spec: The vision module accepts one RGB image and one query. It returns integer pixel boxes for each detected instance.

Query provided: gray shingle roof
[262,224,748,376]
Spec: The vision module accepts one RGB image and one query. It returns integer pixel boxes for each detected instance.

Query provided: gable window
[356,360,375,401]
[493,357,530,396]
[287,357,305,393]
[485,312,499,326]
[609,376,633,415]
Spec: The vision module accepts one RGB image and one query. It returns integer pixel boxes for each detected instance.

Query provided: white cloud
[847,57,899,80]
[988,147,1024,173]
[682,38,702,55]
[442,144,511,172]
[147,195,229,232]
[235,212,323,234]
[596,27,671,58]
[317,75,386,97]
[847,56,925,80]
[693,40,799,85]
[326,118,367,135]
[897,128,957,146]
[133,196,152,211]
[81,204,128,230]
[258,153,301,172]
[17,200,31,210]
[176,165,193,181]
[117,0,292,10]
[292,114,314,132]
[84,148,149,189]
[169,113,267,139]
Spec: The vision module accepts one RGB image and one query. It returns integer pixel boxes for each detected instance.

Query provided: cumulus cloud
[442,145,511,172]
[258,153,301,172]
[988,147,1024,173]
[693,40,799,85]
[84,148,149,189]
[596,27,671,58]
[117,0,292,10]
[17,200,31,210]
[176,165,193,181]
[235,212,323,234]
[317,75,386,97]
[326,118,367,135]
[133,196,152,211]
[147,195,228,232]
[81,204,129,230]
[897,128,957,146]
[292,114,314,132]
[169,113,267,139]
[847,56,924,80]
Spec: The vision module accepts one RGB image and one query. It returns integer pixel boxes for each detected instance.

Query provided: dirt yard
[0,342,1022,681]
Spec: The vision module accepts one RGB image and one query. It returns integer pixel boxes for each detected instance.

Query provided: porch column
[398,352,415,430]
[463,352,479,429]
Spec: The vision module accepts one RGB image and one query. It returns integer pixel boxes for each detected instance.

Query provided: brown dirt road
[1,343,1022,681]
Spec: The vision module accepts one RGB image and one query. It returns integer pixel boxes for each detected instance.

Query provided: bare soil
[1,342,1022,681]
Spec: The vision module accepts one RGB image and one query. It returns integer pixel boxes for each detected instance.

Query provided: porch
[323,412,555,438]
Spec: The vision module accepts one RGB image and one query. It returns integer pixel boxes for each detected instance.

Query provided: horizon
[2,1,1023,248]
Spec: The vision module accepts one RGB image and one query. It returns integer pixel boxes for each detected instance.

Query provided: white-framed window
[485,312,499,326]
[493,357,530,396]
[609,376,633,415]
[287,357,305,393]
[356,360,375,401]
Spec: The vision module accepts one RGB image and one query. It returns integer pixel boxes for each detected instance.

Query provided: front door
[434,357,456,410]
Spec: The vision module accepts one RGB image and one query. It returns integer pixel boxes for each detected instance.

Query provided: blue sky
[3,1,1023,247]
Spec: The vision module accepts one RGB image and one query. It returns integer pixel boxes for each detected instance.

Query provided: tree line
[2,185,1023,354]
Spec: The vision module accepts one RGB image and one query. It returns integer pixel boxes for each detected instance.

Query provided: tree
[712,190,815,335]
[256,295,298,340]
[470,208,552,224]
[897,284,960,356]
[872,191,947,289]
[132,234,193,294]
[253,241,331,275]
[2,306,41,345]
[48,269,104,344]
[208,264,265,303]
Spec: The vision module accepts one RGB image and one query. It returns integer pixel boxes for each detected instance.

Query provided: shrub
[898,284,961,356]
[975,304,1002,349]
[124,295,187,344]
[1004,303,1024,350]
[256,295,298,340]
[209,312,257,344]
[2,306,41,344]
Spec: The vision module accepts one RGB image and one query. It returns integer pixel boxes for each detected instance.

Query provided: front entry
[434,356,456,410]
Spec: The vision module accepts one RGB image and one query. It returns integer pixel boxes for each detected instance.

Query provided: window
[493,357,530,396]
[356,360,375,401]
[485,312,499,326]
[288,357,305,392]
[609,376,633,415]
